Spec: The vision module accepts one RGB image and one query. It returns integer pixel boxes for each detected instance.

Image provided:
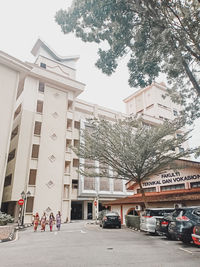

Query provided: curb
[0,227,16,243]
[0,223,32,243]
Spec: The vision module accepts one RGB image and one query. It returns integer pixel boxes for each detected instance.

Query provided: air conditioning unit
[174,203,183,208]
[135,205,142,211]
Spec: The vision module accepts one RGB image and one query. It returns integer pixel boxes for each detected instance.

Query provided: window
[38,82,45,93]
[40,63,46,69]
[67,100,73,110]
[36,101,43,113]
[73,159,79,168]
[4,174,12,187]
[28,169,37,185]
[26,197,34,213]
[65,161,71,173]
[74,121,80,130]
[161,183,185,191]
[137,187,156,193]
[72,179,78,189]
[63,185,69,199]
[66,139,72,152]
[31,144,39,158]
[34,121,42,135]
[14,104,22,119]
[191,182,200,188]
[67,119,72,131]
[11,126,18,140]
[179,147,184,153]
[74,140,79,148]
[7,149,15,162]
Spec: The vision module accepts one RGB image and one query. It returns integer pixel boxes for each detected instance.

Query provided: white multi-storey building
[0,39,133,223]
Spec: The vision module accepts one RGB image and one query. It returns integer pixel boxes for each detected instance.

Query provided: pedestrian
[33,212,40,232]
[40,212,47,231]
[49,212,55,232]
[56,211,61,231]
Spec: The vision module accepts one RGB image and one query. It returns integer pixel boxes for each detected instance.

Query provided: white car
[140,208,174,234]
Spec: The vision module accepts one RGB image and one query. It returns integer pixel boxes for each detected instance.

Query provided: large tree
[73,117,197,208]
[55,0,200,121]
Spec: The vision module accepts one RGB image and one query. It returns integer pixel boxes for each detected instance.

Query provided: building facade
[0,39,132,223]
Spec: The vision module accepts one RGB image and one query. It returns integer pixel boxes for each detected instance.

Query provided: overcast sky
[0,0,199,158]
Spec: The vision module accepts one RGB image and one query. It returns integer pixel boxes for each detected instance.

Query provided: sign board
[18,199,24,206]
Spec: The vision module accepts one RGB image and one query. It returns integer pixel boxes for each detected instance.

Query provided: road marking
[81,230,86,234]
[179,248,193,254]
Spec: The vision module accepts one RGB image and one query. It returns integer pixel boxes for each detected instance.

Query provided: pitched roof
[31,38,80,63]
[105,188,200,205]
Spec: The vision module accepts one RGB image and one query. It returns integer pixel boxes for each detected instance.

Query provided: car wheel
[166,233,173,240]
[181,235,191,244]
[118,225,121,229]
[102,224,106,229]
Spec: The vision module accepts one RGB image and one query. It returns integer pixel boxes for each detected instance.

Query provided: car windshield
[144,209,174,217]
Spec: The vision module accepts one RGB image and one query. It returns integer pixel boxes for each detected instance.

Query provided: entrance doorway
[71,201,83,220]
[87,202,92,219]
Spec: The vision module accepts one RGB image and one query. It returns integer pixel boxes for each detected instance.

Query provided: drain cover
[107,248,113,250]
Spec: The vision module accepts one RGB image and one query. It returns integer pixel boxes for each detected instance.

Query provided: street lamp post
[21,191,31,226]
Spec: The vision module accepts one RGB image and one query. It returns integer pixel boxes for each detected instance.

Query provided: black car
[99,211,121,229]
[161,207,200,243]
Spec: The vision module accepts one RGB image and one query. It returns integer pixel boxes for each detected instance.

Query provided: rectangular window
[191,182,200,188]
[67,119,72,131]
[31,144,39,159]
[73,159,79,168]
[66,139,72,152]
[38,82,45,93]
[67,100,73,110]
[63,185,70,199]
[74,121,80,130]
[26,197,34,213]
[36,101,43,113]
[65,161,71,173]
[74,140,79,148]
[137,187,156,193]
[14,104,22,119]
[7,149,16,162]
[4,174,12,187]
[72,179,78,189]
[40,63,46,69]
[11,126,18,140]
[34,121,42,135]
[161,183,185,191]
[28,169,37,185]
[179,147,184,153]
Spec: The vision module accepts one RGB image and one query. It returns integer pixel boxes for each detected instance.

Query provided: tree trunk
[138,180,148,209]
[182,59,200,96]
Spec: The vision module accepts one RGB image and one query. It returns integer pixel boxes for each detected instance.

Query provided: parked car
[192,224,200,246]
[140,208,175,234]
[167,207,200,243]
[99,211,121,229]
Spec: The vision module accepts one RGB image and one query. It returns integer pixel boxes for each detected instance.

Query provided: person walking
[56,211,61,231]
[33,212,40,232]
[49,212,55,232]
[40,212,47,231]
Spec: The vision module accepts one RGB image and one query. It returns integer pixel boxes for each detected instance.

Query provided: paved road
[0,221,200,267]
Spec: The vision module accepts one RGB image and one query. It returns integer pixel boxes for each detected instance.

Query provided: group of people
[33,211,61,232]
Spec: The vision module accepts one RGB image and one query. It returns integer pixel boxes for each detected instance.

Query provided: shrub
[0,212,14,225]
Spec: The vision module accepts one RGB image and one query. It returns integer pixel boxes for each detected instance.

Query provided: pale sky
[0,0,199,157]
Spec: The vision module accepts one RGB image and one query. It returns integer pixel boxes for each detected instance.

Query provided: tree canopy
[55,0,200,121]
[73,117,197,207]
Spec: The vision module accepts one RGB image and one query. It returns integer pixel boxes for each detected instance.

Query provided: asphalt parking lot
[0,221,199,267]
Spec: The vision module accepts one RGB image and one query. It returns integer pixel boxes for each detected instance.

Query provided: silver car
[140,208,174,234]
